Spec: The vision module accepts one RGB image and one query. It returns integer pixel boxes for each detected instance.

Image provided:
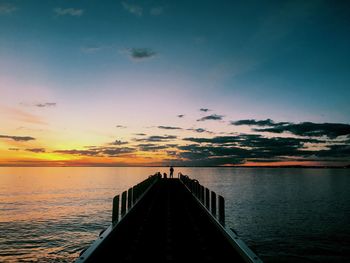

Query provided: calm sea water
[0,167,349,262]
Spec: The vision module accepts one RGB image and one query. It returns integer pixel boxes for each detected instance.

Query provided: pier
[76,174,263,262]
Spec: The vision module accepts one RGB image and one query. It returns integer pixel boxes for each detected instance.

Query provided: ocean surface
[0,167,349,262]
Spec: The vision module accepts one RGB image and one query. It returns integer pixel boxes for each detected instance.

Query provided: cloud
[26,148,46,153]
[122,2,143,16]
[0,106,47,125]
[110,140,128,146]
[150,6,163,16]
[200,108,210,112]
[197,114,224,122]
[231,119,288,127]
[0,135,35,142]
[35,102,56,108]
[54,8,84,17]
[158,126,182,130]
[135,135,177,142]
[187,128,213,134]
[8,148,19,151]
[81,46,105,54]
[116,125,127,129]
[177,114,185,118]
[254,122,350,139]
[125,48,157,60]
[54,146,136,157]
[134,133,146,136]
[137,143,168,152]
[0,3,16,14]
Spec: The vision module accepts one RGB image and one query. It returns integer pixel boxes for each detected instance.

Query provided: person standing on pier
[169,166,174,178]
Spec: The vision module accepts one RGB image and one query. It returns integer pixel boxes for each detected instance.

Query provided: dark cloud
[137,143,168,152]
[187,128,213,134]
[54,146,136,157]
[26,148,46,153]
[254,122,350,138]
[0,135,35,142]
[200,108,210,112]
[197,114,224,122]
[158,126,182,130]
[110,140,128,146]
[116,125,127,129]
[231,119,289,127]
[177,134,333,165]
[177,115,184,118]
[127,48,156,60]
[135,135,177,142]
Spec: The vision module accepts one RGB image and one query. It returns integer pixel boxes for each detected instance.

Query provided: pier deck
[77,176,262,263]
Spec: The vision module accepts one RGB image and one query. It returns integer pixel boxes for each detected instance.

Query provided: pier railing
[76,173,161,262]
[112,173,161,223]
[179,173,226,226]
[179,173,263,263]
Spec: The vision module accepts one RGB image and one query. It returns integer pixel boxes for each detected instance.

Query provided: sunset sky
[1,0,350,166]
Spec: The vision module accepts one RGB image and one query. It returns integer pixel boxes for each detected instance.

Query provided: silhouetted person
[163,172,167,179]
[169,166,174,178]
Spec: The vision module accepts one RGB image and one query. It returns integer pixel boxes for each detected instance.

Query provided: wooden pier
[76,174,263,263]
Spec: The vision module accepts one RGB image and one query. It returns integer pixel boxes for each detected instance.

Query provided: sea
[0,167,349,262]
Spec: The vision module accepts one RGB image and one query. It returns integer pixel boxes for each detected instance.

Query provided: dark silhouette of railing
[112,174,160,223]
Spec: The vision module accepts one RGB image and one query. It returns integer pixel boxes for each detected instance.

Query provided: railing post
[211,191,216,216]
[200,185,205,203]
[218,195,225,226]
[121,191,127,217]
[127,188,133,209]
[205,188,210,209]
[112,195,120,222]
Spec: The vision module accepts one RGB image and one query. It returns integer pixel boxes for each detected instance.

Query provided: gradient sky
[1,0,350,166]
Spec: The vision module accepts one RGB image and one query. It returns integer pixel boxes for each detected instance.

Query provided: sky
[1,0,350,166]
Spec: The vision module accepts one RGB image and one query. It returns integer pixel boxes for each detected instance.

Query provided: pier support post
[211,191,217,216]
[112,195,120,223]
[121,191,127,217]
[218,195,225,226]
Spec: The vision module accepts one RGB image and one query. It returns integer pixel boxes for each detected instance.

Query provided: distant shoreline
[0,165,349,169]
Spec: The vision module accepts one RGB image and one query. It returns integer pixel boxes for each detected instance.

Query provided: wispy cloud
[54,146,136,157]
[150,6,164,16]
[231,119,289,127]
[158,126,182,130]
[197,114,224,122]
[121,2,143,16]
[116,125,127,129]
[26,148,46,153]
[0,134,35,142]
[20,102,57,108]
[200,108,210,112]
[35,102,56,108]
[137,143,168,152]
[0,106,47,125]
[0,3,16,14]
[135,135,177,142]
[81,45,105,54]
[124,48,157,61]
[109,140,128,146]
[54,8,84,17]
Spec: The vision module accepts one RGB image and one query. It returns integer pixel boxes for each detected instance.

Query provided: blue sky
[1,0,350,166]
